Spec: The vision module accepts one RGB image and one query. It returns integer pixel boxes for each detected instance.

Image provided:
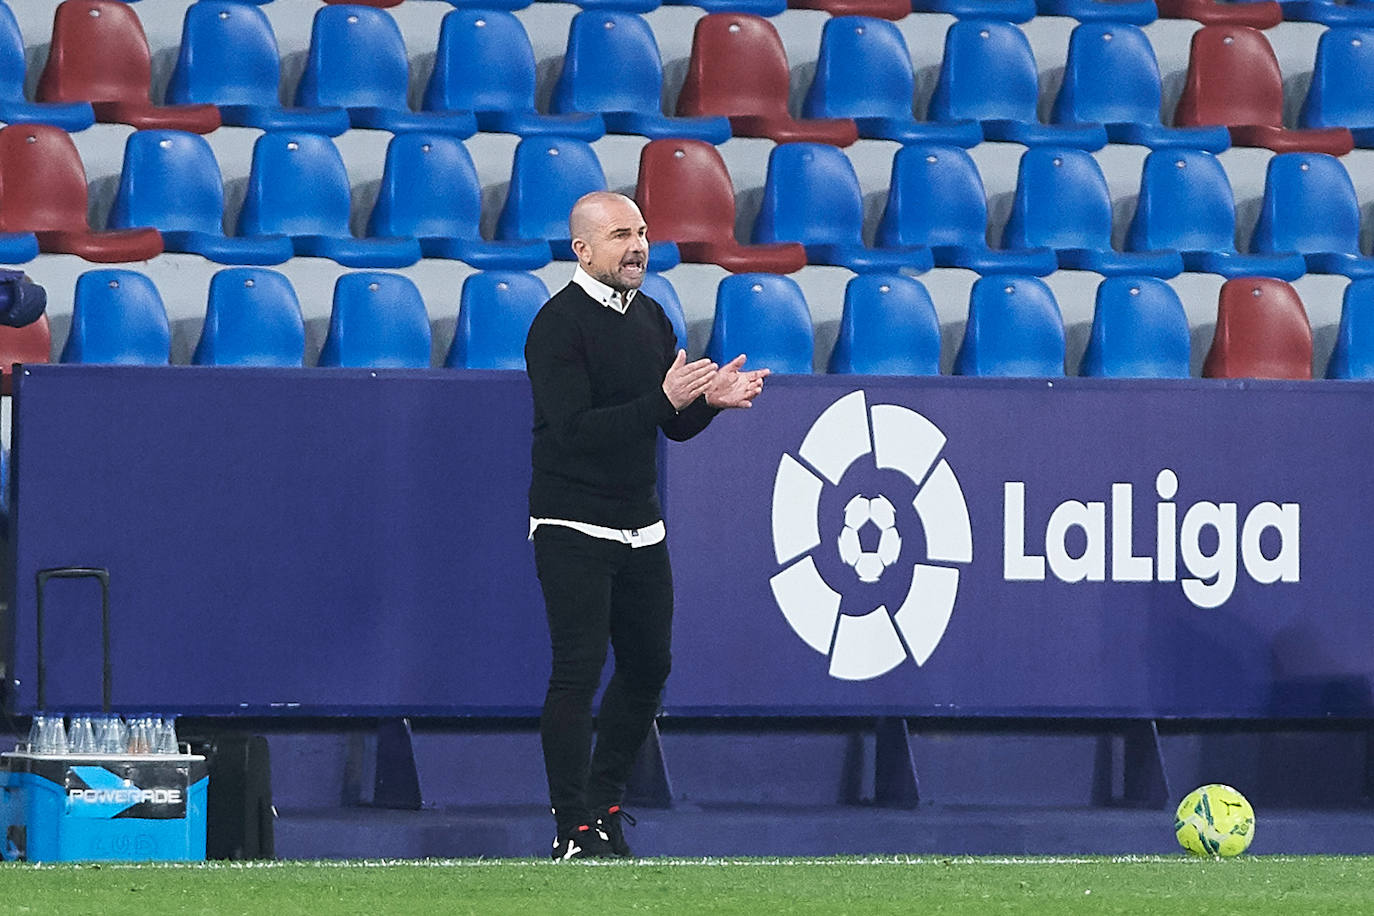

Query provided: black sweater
[524,283,718,528]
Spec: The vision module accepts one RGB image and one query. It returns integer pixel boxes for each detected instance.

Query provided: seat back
[551,12,665,116]
[109,130,225,234]
[928,19,1040,123]
[495,138,607,242]
[828,274,940,375]
[876,144,990,249]
[0,123,91,233]
[446,271,550,370]
[753,143,864,247]
[636,139,738,245]
[1203,277,1312,379]
[423,10,537,113]
[295,5,411,111]
[167,0,282,107]
[0,313,50,394]
[1250,153,1362,257]
[1327,277,1374,379]
[0,3,29,103]
[705,273,813,373]
[639,272,688,354]
[236,132,353,238]
[676,14,791,119]
[954,276,1065,376]
[1002,147,1113,251]
[318,272,431,368]
[193,268,305,367]
[1080,277,1191,378]
[60,269,170,365]
[1052,23,1163,127]
[802,16,914,120]
[367,133,483,241]
[37,0,154,105]
[1300,27,1374,130]
[1125,149,1240,254]
[1174,26,1283,129]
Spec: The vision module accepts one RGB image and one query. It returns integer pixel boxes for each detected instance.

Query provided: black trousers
[533,525,673,835]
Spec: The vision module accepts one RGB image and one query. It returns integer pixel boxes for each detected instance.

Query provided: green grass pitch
[1,856,1372,915]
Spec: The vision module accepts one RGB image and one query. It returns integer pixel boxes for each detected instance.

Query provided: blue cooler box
[1,750,208,861]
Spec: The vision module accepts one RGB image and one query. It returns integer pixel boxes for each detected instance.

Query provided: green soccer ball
[1175,784,1256,857]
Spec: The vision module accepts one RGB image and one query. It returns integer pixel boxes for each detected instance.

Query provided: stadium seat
[875,144,1057,276]
[37,0,220,133]
[236,132,421,268]
[661,0,786,15]
[676,14,858,146]
[1249,153,1374,278]
[1278,0,1374,25]
[493,137,679,270]
[953,276,1066,377]
[295,6,475,136]
[1124,149,1306,280]
[1050,23,1230,152]
[422,10,603,140]
[318,272,431,369]
[1034,0,1157,21]
[636,139,806,274]
[1174,26,1355,155]
[0,2,93,130]
[0,124,156,263]
[325,0,403,6]
[366,133,550,270]
[705,274,813,374]
[1155,0,1282,26]
[1002,148,1183,278]
[1299,27,1374,147]
[639,272,688,354]
[166,1,350,136]
[827,274,940,375]
[1079,276,1191,378]
[752,143,932,273]
[1202,277,1312,379]
[445,271,549,370]
[60,269,170,365]
[427,0,533,10]
[787,0,910,18]
[928,20,1107,150]
[1326,277,1374,378]
[192,268,305,367]
[910,0,1036,21]
[0,313,50,394]
[108,130,293,266]
[550,12,730,143]
[801,16,982,147]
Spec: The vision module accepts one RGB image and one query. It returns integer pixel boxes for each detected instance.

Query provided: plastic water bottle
[95,715,125,755]
[68,715,96,754]
[127,716,151,754]
[154,716,178,755]
[31,714,68,755]
[26,714,45,753]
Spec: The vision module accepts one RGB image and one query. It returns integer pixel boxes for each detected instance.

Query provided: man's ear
[571,238,589,263]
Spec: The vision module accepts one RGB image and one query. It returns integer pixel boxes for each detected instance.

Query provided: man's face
[573,199,649,293]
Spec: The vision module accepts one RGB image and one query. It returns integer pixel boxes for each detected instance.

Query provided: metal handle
[34,566,110,713]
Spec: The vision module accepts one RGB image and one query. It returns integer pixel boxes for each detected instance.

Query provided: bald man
[524,192,768,860]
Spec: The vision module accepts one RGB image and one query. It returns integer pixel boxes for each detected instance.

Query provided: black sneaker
[551,823,613,861]
[594,805,636,858]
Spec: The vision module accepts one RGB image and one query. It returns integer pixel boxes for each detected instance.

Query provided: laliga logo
[769,391,972,681]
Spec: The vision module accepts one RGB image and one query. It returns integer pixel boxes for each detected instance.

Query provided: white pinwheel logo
[769,390,973,680]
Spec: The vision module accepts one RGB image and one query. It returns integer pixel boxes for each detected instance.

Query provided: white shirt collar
[572,265,637,315]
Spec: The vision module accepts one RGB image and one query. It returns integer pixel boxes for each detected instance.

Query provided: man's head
[569,191,649,293]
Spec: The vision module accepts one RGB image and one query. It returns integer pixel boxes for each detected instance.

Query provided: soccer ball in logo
[838,495,901,583]
[1175,784,1255,857]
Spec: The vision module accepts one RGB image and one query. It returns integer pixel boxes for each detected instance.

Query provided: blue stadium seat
[236,132,421,268]
[953,276,1065,377]
[827,274,940,375]
[60,269,170,365]
[661,0,786,14]
[423,10,604,140]
[1299,27,1374,147]
[1250,152,1374,278]
[550,12,729,143]
[928,20,1108,149]
[1079,276,1191,378]
[1124,149,1305,279]
[1002,148,1183,278]
[1278,0,1374,26]
[366,133,549,270]
[801,17,982,147]
[108,130,293,266]
[192,268,305,367]
[639,272,688,354]
[167,1,350,136]
[753,143,932,273]
[1035,0,1157,22]
[1051,23,1230,152]
[911,0,1036,21]
[295,6,475,136]
[876,144,1057,276]
[445,271,549,370]
[0,2,93,130]
[705,274,813,374]
[493,137,678,270]
[1326,277,1374,378]
[318,272,431,368]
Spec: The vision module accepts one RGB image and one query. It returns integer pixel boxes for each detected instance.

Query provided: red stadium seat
[1155,0,1282,27]
[636,139,806,274]
[1202,277,1313,379]
[1174,26,1353,155]
[676,14,858,146]
[0,124,162,263]
[37,0,220,133]
[0,313,49,395]
[787,0,911,18]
